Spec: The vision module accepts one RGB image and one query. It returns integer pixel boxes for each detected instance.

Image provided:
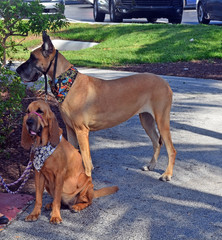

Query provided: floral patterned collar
[49,66,78,103]
[33,135,62,172]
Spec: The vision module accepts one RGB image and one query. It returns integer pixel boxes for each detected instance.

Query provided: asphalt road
[1,69,222,240]
[64,3,222,25]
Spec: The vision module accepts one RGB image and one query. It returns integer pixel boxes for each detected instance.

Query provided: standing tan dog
[21,100,118,224]
[17,32,176,181]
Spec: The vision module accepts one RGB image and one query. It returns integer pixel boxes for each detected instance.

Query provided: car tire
[197,2,210,24]
[93,0,105,22]
[147,18,157,23]
[168,15,182,24]
[110,0,123,22]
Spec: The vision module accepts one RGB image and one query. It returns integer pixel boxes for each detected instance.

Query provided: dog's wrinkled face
[21,100,60,150]
[16,31,55,82]
[25,100,49,137]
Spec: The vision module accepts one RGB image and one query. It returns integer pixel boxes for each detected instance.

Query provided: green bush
[0,0,68,65]
[0,65,26,148]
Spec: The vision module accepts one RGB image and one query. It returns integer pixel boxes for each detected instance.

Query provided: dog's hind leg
[71,183,94,212]
[139,112,163,172]
[155,107,176,182]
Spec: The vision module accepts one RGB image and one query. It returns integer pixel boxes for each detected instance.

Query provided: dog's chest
[33,135,62,171]
[33,143,56,171]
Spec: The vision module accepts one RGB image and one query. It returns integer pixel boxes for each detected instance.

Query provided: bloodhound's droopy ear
[48,110,60,147]
[21,117,33,150]
[42,31,54,58]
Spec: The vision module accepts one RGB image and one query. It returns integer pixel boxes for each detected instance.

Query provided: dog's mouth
[28,125,43,137]
[32,72,42,82]
[23,72,42,83]
[30,130,36,136]
[16,63,42,83]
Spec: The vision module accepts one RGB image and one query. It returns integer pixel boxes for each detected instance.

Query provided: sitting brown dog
[21,100,118,224]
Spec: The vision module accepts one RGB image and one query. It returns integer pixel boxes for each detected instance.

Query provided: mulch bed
[112,59,222,81]
[0,59,221,195]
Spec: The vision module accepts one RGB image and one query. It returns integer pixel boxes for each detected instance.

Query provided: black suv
[93,0,183,23]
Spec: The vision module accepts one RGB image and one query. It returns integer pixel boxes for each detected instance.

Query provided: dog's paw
[142,163,156,171]
[159,173,172,182]
[50,216,62,224]
[25,214,39,222]
[71,205,81,213]
[71,203,88,212]
[142,165,149,171]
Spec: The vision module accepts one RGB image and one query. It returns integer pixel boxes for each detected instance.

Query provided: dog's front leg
[50,173,64,224]
[75,127,93,177]
[25,171,45,222]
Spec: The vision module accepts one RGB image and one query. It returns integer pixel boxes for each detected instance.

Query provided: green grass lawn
[11,23,222,68]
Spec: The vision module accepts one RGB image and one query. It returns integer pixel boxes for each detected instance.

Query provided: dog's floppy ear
[42,31,54,58]
[21,118,33,150]
[47,111,60,147]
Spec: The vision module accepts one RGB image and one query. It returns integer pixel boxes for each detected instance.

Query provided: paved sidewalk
[1,68,222,240]
[0,193,34,231]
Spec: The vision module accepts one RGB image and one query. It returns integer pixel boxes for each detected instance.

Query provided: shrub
[0,65,26,148]
[0,0,68,65]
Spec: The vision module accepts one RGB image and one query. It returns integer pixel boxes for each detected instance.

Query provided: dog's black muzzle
[16,59,42,83]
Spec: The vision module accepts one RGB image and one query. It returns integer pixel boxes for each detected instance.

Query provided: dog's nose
[26,118,34,127]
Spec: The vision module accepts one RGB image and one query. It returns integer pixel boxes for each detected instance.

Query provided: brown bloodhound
[21,100,118,224]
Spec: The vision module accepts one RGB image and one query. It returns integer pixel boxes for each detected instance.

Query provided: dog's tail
[94,186,119,199]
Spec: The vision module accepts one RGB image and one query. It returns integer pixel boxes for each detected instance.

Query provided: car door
[213,0,222,19]
[206,0,214,18]
[208,0,222,19]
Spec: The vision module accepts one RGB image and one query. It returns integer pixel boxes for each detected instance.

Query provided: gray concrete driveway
[1,69,222,240]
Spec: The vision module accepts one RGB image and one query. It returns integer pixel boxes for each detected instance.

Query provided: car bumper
[41,2,64,14]
[117,5,183,18]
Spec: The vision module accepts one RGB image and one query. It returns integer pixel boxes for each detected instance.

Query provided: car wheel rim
[110,4,114,20]
[94,0,99,18]
[198,5,204,22]
[94,1,97,16]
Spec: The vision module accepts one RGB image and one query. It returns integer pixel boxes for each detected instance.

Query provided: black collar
[52,50,58,88]
[35,50,58,97]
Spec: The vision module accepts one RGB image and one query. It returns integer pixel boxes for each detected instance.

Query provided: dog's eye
[36,108,43,114]
[27,109,30,114]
